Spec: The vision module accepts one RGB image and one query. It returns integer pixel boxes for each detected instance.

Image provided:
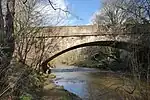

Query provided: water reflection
[53,72,90,99]
[52,68,126,100]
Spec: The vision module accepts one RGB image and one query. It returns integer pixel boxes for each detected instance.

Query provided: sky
[37,0,101,26]
[67,0,101,25]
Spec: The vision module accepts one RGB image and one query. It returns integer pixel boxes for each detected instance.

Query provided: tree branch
[23,0,27,4]
[47,0,82,20]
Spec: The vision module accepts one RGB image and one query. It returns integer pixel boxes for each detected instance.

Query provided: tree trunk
[0,0,15,94]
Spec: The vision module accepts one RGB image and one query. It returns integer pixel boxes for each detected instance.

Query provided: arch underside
[41,40,147,66]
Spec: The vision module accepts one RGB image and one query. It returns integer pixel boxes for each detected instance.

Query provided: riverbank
[72,59,129,73]
[5,62,81,100]
[41,73,82,100]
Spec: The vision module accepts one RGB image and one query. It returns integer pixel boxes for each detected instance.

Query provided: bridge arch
[41,40,143,69]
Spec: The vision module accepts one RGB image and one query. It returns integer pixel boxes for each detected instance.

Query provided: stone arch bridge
[33,24,150,69]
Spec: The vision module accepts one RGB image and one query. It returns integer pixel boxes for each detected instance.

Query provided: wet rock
[43,83,55,90]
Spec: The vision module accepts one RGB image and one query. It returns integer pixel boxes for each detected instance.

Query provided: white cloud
[34,0,72,26]
[89,10,101,25]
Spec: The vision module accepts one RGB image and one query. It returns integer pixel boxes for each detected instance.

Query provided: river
[51,65,135,100]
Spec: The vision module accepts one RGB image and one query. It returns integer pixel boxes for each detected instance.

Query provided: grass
[89,73,150,100]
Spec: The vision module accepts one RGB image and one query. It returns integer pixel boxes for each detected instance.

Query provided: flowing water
[51,65,133,100]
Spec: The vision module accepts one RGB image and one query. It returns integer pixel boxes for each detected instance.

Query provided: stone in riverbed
[49,74,56,79]
[55,85,64,90]
[43,83,55,90]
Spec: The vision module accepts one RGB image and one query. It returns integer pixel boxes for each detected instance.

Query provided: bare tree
[117,0,150,24]
[13,0,67,69]
[117,0,150,98]
[92,0,150,25]
[0,0,16,95]
[0,0,68,98]
[92,0,128,25]
[91,1,150,98]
